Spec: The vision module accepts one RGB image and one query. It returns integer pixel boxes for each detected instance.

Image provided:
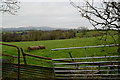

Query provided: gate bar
[1,43,21,80]
[52,56,120,61]
[54,61,120,65]
[51,44,119,51]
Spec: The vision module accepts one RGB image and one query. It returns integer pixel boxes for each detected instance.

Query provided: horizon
[2,26,109,30]
[1,26,70,29]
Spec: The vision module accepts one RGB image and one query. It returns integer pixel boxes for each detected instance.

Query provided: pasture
[2,33,119,67]
[2,30,120,80]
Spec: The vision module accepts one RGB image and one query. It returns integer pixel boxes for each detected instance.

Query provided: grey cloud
[2,2,93,29]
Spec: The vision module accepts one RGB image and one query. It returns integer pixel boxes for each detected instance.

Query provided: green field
[1,30,119,67]
[2,33,119,66]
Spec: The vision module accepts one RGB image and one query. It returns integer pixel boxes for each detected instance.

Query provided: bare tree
[0,0,20,15]
[70,0,120,52]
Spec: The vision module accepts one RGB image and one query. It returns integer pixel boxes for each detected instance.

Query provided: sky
[1,0,98,29]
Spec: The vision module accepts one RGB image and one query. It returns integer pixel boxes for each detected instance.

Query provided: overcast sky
[2,0,96,29]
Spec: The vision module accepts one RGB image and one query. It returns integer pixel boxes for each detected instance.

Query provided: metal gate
[1,43,55,80]
[1,43,120,80]
[51,44,120,79]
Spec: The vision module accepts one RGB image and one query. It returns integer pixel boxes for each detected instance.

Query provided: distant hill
[1,26,69,32]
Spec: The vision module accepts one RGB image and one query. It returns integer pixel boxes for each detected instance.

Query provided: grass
[2,32,119,80]
[1,32,119,67]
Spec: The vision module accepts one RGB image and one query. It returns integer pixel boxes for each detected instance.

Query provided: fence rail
[51,44,120,79]
[51,44,119,51]
[54,61,120,65]
[24,53,51,60]
[55,65,119,69]
[52,56,120,61]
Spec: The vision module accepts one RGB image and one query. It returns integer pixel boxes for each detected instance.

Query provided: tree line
[2,30,76,42]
